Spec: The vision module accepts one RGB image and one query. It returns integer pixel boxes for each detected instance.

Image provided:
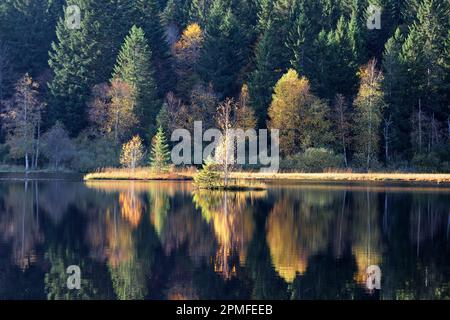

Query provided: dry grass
[230,172,450,184]
[83,167,196,181]
[84,167,450,184]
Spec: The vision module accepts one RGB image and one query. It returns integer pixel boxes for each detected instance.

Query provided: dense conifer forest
[0,0,448,172]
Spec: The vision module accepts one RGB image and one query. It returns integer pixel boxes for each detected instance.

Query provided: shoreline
[83,169,450,185]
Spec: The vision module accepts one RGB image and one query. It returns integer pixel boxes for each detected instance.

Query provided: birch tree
[120,135,144,170]
[353,59,385,169]
[1,74,44,171]
[333,94,351,167]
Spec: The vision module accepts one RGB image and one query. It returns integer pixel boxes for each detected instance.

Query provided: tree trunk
[34,121,40,169]
[418,99,422,153]
[25,152,29,172]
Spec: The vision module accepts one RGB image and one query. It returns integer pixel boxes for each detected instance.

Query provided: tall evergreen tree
[248,20,279,128]
[248,0,296,127]
[150,126,171,171]
[112,26,160,141]
[382,28,409,159]
[48,0,106,135]
[0,0,63,78]
[288,0,321,79]
[129,0,175,95]
[197,0,244,98]
[189,0,213,26]
[400,0,449,155]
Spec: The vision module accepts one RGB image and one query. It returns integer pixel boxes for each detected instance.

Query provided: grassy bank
[84,168,450,184]
[230,172,450,184]
[83,167,195,181]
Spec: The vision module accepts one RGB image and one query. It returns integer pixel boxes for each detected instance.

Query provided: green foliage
[382,28,410,159]
[282,148,343,172]
[113,26,160,140]
[0,0,448,172]
[268,69,333,156]
[248,20,280,128]
[193,158,222,189]
[0,0,62,77]
[197,0,245,98]
[128,0,175,95]
[41,121,76,170]
[352,60,385,169]
[71,134,119,172]
[48,0,110,135]
[150,126,171,171]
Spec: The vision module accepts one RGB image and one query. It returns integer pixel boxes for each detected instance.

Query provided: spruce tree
[130,0,174,95]
[112,26,160,141]
[197,0,244,98]
[401,0,449,122]
[150,126,171,171]
[193,157,222,189]
[48,0,104,135]
[0,0,62,77]
[248,0,297,127]
[248,20,279,128]
[189,0,212,26]
[400,0,449,156]
[316,16,359,100]
[382,28,410,159]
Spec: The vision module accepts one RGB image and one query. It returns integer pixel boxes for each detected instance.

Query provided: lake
[0,177,449,300]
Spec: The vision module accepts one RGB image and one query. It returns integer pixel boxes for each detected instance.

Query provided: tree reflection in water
[0,180,449,299]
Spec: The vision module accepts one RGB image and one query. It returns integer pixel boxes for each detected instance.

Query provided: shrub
[194,158,222,189]
[282,148,343,172]
[72,134,119,172]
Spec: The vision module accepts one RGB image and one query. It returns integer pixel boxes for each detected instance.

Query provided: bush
[282,148,343,172]
[71,134,119,172]
[412,151,449,173]
[194,158,222,189]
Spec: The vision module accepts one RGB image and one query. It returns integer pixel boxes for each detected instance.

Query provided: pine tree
[48,0,118,135]
[162,0,190,30]
[193,157,222,189]
[0,0,62,77]
[348,5,366,64]
[174,23,204,99]
[400,0,449,153]
[324,16,359,99]
[189,0,212,26]
[248,21,279,128]
[129,0,175,95]
[150,126,171,171]
[112,26,160,140]
[248,0,296,127]
[256,0,274,32]
[197,0,244,98]
[382,28,409,159]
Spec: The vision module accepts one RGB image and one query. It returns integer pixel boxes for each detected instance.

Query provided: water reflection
[0,180,449,299]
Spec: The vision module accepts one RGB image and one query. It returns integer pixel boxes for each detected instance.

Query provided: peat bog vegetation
[0,0,449,302]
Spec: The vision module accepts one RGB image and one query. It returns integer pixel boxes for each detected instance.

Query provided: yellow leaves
[355,59,384,100]
[268,69,316,155]
[183,23,203,43]
[120,135,144,169]
[175,23,204,52]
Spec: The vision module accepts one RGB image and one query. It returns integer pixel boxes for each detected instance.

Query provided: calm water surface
[0,177,449,300]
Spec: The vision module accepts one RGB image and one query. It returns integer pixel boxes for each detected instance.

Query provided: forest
[0,0,448,173]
